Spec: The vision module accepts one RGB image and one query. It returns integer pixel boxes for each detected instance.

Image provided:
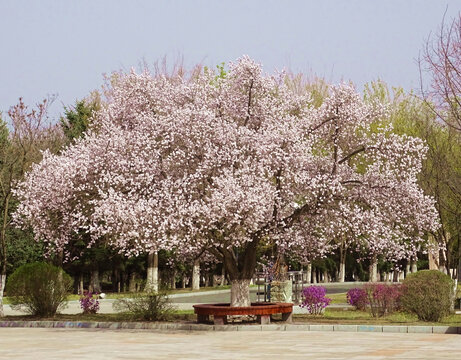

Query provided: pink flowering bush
[346,288,369,310]
[364,283,402,317]
[300,286,332,315]
[79,290,100,314]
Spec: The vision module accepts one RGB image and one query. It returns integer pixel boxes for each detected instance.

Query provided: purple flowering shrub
[300,286,331,315]
[364,283,402,317]
[79,290,100,314]
[346,288,369,310]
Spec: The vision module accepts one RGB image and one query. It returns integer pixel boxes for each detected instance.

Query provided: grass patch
[3,306,460,327]
[1,310,196,323]
[294,308,461,326]
[327,292,347,304]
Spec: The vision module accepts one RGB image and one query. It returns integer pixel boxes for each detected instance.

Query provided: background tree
[365,80,461,279]
[421,12,461,280]
[60,93,101,143]
[421,12,461,132]
[0,98,63,317]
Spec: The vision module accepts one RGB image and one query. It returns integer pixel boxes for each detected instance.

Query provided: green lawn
[293,308,461,326]
[327,292,348,304]
[3,306,461,327]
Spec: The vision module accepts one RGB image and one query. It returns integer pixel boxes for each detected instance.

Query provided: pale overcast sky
[1,0,460,120]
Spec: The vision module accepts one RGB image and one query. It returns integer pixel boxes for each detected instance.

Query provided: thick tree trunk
[230,279,251,307]
[145,251,159,292]
[0,273,5,317]
[369,256,378,282]
[192,259,200,290]
[89,269,101,293]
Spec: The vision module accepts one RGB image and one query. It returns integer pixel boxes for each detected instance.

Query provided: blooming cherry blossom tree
[15,57,439,306]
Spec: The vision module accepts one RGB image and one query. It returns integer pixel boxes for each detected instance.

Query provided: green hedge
[7,262,73,317]
[401,270,454,322]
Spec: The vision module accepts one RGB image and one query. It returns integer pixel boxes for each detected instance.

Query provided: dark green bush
[113,291,174,321]
[7,262,73,317]
[401,270,454,322]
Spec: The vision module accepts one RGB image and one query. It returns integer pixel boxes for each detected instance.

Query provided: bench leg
[282,312,293,323]
[257,315,271,325]
[213,315,227,325]
[197,314,209,323]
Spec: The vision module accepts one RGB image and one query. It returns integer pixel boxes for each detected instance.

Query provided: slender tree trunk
[0,273,5,317]
[129,272,137,292]
[439,249,448,274]
[338,244,346,282]
[192,259,200,290]
[369,256,378,282]
[89,269,101,293]
[0,195,11,318]
[230,279,251,307]
[221,266,226,286]
[323,270,329,283]
[405,263,411,278]
[458,237,461,282]
[145,251,159,292]
[171,269,176,289]
[78,273,84,295]
[306,263,312,284]
[410,260,418,273]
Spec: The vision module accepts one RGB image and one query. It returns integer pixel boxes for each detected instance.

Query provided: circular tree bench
[193,302,293,325]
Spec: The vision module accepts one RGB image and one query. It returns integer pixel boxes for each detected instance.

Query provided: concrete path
[0,328,460,359]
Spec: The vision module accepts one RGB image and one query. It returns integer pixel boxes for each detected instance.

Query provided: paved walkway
[0,328,460,359]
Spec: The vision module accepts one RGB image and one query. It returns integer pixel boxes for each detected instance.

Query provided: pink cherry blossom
[14,57,439,305]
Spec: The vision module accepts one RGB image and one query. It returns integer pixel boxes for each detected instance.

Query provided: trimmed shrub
[300,286,331,315]
[346,288,369,310]
[113,291,174,321]
[401,270,454,322]
[364,283,402,317]
[7,262,72,317]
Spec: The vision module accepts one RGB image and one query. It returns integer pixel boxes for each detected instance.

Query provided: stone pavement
[0,328,460,359]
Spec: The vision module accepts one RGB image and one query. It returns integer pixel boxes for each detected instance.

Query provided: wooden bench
[193,302,293,325]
